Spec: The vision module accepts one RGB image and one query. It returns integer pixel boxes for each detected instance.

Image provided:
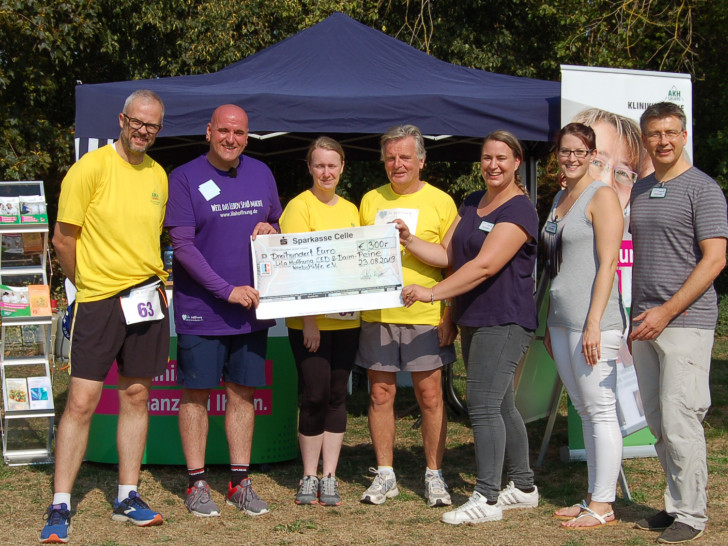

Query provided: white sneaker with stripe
[441,491,503,525]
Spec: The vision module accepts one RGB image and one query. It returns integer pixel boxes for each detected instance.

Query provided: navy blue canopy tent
[74,12,559,169]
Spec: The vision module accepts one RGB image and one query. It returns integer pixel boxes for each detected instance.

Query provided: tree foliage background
[1,0,726,221]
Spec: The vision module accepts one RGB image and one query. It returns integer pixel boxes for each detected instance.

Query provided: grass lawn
[2,339,728,545]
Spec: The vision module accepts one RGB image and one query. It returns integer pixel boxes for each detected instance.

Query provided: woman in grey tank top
[543,123,626,529]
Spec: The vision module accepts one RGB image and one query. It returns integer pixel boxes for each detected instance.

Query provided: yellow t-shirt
[57,144,168,302]
[280,189,360,330]
[359,182,457,325]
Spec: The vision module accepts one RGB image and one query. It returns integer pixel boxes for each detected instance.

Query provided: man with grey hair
[357,125,458,507]
[630,102,727,543]
[42,89,169,543]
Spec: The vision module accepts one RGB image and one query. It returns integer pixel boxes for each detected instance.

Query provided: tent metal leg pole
[618,464,632,502]
[535,380,563,468]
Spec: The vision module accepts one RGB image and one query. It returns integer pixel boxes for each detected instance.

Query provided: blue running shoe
[111,491,163,526]
[40,503,71,544]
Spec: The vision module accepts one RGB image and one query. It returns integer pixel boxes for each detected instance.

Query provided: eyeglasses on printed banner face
[122,113,162,134]
[590,158,638,186]
[644,130,683,142]
[558,148,591,158]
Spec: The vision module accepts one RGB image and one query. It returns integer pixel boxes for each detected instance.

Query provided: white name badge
[120,283,165,325]
[650,186,667,198]
[198,179,221,201]
[479,220,495,232]
[324,311,360,321]
[374,208,420,235]
[545,221,558,234]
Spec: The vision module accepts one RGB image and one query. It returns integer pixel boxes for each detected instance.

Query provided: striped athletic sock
[231,463,249,485]
[188,467,206,488]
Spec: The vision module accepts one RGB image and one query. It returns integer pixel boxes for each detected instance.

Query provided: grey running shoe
[319,474,342,506]
[226,478,270,516]
[496,481,539,510]
[295,475,319,505]
[441,491,503,525]
[185,480,220,517]
[424,473,452,507]
[360,467,399,505]
[635,510,675,531]
[657,522,704,544]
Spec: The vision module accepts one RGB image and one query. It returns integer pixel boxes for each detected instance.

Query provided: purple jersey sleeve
[169,225,233,301]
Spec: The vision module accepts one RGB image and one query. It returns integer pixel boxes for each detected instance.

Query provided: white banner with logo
[561,65,692,158]
[560,65,692,443]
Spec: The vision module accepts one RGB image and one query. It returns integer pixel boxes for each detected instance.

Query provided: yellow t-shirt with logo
[57,144,168,302]
[280,189,360,330]
[359,182,457,326]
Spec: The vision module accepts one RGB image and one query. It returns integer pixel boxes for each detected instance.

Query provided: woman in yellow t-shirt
[279,137,360,506]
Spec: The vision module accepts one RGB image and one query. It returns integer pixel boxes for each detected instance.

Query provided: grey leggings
[461,324,535,502]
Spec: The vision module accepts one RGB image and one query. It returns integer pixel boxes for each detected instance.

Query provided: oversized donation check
[252,224,404,320]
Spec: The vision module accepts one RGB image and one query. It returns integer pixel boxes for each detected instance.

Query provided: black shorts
[69,280,170,381]
[287,327,360,374]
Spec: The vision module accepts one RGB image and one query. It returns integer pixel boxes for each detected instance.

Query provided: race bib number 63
[120,283,165,325]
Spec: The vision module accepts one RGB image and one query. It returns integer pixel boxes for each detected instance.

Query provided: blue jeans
[461,324,535,502]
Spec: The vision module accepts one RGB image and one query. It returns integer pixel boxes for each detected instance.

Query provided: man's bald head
[210,104,248,128]
[206,104,249,171]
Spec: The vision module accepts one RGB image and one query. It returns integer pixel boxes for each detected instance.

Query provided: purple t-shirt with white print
[165,154,282,335]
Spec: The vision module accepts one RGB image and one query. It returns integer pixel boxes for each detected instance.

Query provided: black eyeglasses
[558,148,592,158]
[122,113,162,134]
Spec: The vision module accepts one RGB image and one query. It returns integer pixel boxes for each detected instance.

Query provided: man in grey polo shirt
[630,102,727,544]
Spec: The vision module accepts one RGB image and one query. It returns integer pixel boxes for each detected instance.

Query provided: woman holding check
[280,137,360,507]
[400,130,539,525]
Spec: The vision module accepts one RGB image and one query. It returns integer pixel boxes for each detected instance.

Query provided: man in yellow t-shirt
[41,90,169,544]
[357,125,457,509]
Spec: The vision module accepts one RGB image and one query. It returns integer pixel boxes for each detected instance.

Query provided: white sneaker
[424,473,452,507]
[496,481,539,510]
[441,491,503,525]
[360,468,399,505]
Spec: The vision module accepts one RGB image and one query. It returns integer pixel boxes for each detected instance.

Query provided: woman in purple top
[399,131,539,525]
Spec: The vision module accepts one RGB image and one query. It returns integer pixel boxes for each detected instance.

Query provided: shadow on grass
[17,349,728,530]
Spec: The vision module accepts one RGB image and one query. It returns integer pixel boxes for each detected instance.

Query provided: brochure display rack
[0,181,54,465]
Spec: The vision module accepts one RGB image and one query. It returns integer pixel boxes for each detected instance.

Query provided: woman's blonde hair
[571,108,643,173]
[307,136,345,165]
